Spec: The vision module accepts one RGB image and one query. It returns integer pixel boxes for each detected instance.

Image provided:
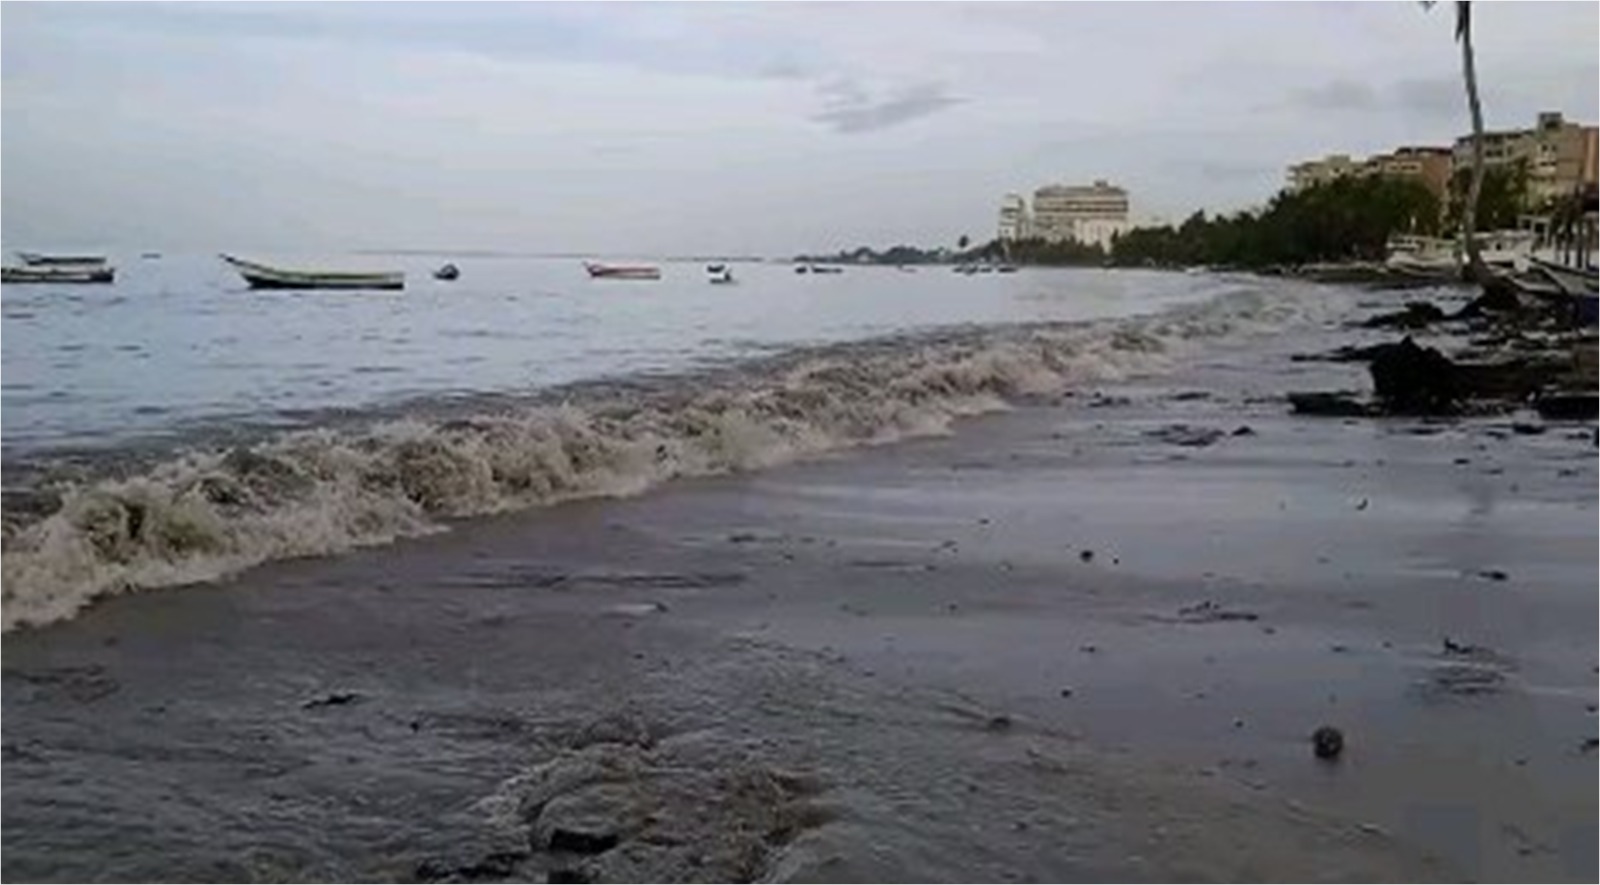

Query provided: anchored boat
[2,265,115,284]
[16,251,108,267]
[584,262,661,280]
[220,254,405,291]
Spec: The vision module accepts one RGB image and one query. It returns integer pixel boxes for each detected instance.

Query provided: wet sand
[4,319,1595,882]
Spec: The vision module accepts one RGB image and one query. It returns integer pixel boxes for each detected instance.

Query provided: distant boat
[220,254,405,290]
[584,261,661,281]
[997,264,1019,274]
[434,263,461,281]
[794,264,810,274]
[16,251,107,267]
[2,265,115,284]
[809,265,844,275]
[141,252,162,260]
[706,263,735,284]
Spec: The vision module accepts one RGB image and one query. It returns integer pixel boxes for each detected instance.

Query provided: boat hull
[2,266,115,284]
[585,262,661,280]
[16,252,108,267]
[221,255,404,291]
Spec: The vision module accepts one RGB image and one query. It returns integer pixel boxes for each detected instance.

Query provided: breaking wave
[1,280,1348,630]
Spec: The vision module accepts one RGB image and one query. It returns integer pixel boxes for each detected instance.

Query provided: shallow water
[2,255,1226,454]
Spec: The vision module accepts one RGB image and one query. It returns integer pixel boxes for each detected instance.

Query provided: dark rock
[1288,392,1374,417]
[1171,390,1212,401]
[1510,422,1546,435]
[1147,424,1226,447]
[1453,277,1525,318]
[1361,301,1447,329]
[1231,425,1256,436]
[986,714,1014,732]
[1476,569,1509,582]
[1175,600,1260,624]
[301,690,362,710]
[1079,549,1094,563]
[1582,738,1598,754]
[1312,725,1345,760]
[1534,393,1598,421]
[549,869,591,884]
[1059,688,1074,698]
[1368,337,1463,415]
[547,828,620,856]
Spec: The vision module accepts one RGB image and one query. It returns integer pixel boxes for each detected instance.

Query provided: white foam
[1,278,1347,630]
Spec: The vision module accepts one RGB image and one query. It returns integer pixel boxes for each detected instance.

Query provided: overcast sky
[3,2,1595,256]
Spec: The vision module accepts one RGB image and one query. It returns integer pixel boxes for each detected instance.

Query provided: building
[1452,111,1600,207]
[1029,180,1131,250]
[997,193,1030,242]
[1287,154,1361,192]
[1364,146,1454,202]
[1286,148,1452,200]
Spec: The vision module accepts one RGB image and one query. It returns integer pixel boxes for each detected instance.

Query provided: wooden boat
[808,265,844,275]
[2,265,115,284]
[220,254,404,290]
[434,263,461,281]
[16,251,107,267]
[584,261,660,280]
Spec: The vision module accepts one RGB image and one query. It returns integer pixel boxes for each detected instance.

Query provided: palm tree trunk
[1458,1,1490,283]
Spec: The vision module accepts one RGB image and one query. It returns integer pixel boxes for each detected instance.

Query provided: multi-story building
[1029,180,1131,250]
[1287,148,1452,201]
[1452,111,1600,207]
[1287,154,1362,192]
[1364,146,1454,202]
[997,193,1030,242]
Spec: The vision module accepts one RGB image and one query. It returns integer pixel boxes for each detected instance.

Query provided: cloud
[1391,76,1461,120]
[1288,79,1380,111]
[811,79,963,134]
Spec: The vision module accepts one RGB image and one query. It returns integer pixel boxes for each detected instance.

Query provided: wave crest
[2,281,1342,630]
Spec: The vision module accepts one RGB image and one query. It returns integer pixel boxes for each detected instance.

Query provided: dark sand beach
[4,290,1595,883]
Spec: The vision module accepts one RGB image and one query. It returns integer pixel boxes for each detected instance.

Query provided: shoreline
[4,287,1594,881]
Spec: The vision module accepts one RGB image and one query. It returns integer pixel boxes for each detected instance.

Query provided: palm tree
[1428,1,1490,282]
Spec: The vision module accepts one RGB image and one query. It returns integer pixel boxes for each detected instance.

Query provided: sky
[2,1,1596,256]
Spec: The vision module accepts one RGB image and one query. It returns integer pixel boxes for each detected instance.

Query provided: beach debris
[1582,738,1599,754]
[5,664,120,703]
[1171,390,1212,401]
[1356,498,1369,510]
[1534,393,1598,421]
[1361,301,1447,330]
[1475,569,1509,582]
[1369,337,1464,415]
[1311,726,1345,760]
[301,690,362,710]
[1146,424,1226,447]
[1079,549,1095,563]
[1441,636,1478,656]
[1231,425,1256,436]
[985,714,1014,732]
[1232,718,1245,729]
[1173,600,1259,624]
[1080,644,1099,654]
[1059,687,1074,698]
[1510,422,1546,435]
[1288,391,1374,417]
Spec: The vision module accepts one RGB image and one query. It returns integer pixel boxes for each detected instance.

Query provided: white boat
[706,263,735,284]
[220,254,404,290]
[2,265,115,284]
[16,251,108,267]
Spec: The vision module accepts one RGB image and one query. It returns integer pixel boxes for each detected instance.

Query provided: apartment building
[997,193,1030,242]
[1286,148,1452,200]
[1451,111,1599,206]
[1029,180,1131,250]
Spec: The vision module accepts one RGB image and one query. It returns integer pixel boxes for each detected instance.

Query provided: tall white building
[997,193,1031,241]
[1028,180,1132,250]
